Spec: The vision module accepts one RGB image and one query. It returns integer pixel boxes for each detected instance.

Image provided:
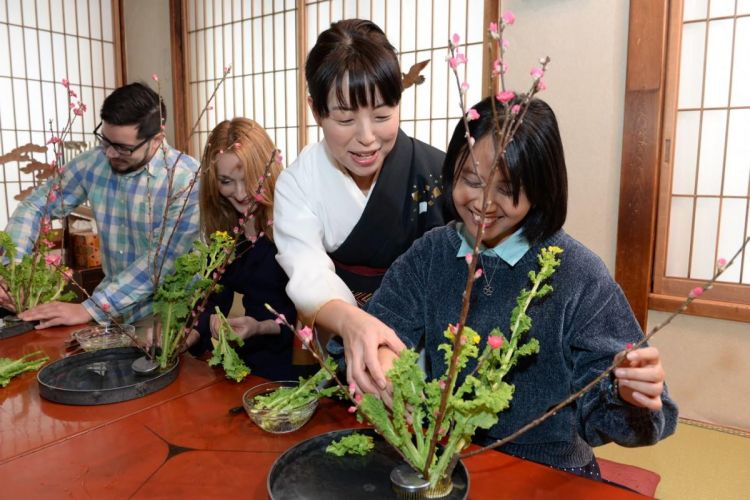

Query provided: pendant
[483,283,494,296]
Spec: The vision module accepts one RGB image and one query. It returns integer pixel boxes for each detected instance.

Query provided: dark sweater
[190,236,303,381]
[367,224,678,469]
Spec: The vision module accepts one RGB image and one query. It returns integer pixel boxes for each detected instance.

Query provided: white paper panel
[709,0,736,17]
[691,197,720,279]
[696,110,726,196]
[683,0,708,21]
[678,22,706,108]
[739,0,750,14]
[672,110,700,195]
[723,109,750,196]
[716,198,746,283]
[703,19,733,108]
[666,197,694,278]
[730,17,750,106]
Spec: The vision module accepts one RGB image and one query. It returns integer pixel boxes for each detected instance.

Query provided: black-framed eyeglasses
[93,122,153,157]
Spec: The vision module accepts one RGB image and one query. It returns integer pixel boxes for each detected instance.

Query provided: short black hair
[442,96,568,244]
[100,82,166,139]
[305,19,402,118]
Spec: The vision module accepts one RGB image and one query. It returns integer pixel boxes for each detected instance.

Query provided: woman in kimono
[273,19,448,394]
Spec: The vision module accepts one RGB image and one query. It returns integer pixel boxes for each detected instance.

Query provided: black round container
[267,428,469,499]
[37,347,179,405]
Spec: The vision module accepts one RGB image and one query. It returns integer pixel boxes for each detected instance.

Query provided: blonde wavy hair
[199,118,280,242]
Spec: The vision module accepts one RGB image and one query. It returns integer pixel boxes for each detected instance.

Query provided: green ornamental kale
[355,246,562,487]
[0,231,75,313]
[0,351,49,387]
[326,433,375,457]
[208,307,250,382]
[153,231,235,368]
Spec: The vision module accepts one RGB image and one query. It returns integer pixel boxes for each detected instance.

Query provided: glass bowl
[242,380,319,434]
[73,324,136,352]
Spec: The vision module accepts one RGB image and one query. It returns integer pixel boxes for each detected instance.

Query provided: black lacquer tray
[37,347,179,405]
[267,428,469,499]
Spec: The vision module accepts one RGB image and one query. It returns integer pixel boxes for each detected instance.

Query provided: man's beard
[109,149,153,175]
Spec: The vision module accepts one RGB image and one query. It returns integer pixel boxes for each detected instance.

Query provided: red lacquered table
[1,327,644,499]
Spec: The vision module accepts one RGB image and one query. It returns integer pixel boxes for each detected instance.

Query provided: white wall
[122,0,175,145]
[123,0,750,430]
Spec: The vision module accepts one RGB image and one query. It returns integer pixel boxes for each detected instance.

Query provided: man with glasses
[4,82,200,329]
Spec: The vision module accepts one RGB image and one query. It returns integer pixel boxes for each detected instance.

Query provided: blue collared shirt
[5,144,200,324]
[454,222,531,266]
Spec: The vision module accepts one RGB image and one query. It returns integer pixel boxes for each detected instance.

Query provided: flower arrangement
[0,78,86,314]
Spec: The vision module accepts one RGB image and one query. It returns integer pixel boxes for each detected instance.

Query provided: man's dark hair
[100,82,166,139]
[305,19,402,118]
[443,96,568,244]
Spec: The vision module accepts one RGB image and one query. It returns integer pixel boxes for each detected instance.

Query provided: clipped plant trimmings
[326,433,375,457]
[243,358,343,433]
[0,351,49,387]
[355,246,561,488]
[209,307,250,382]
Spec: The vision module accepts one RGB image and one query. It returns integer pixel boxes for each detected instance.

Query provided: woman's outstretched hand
[317,300,406,395]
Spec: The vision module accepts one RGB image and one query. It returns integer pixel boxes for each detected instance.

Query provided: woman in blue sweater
[187,118,310,380]
[368,97,678,478]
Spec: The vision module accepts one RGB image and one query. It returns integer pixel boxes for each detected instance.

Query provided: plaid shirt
[5,144,200,324]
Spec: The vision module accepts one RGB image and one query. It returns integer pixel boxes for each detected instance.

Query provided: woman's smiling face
[314,76,400,191]
[452,136,531,247]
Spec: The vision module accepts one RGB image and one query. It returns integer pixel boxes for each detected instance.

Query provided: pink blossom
[439,380,446,389]
[354,393,362,403]
[68,89,77,98]
[626,343,634,350]
[496,90,515,104]
[459,335,467,345]
[489,22,499,35]
[530,67,544,79]
[40,239,55,249]
[61,78,70,88]
[298,325,314,344]
[275,153,284,164]
[348,406,357,413]
[502,39,510,49]
[152,73,159,81]
[348,382,356,396]
[273,313,287,325]
[47,190,57,203]
[460,81,470,93]
[717,257,727,268]
[69,102,76,109]
[536,79,547,91]
[223,65,232,74]
[689,287,704,298]
[101,303,111,313]
[474,268,483,279]
[466,108,480,121]
[451,33,461,46]
[47,136,61,145]
[464,253,473,264]
[488,336,504,349]
[62,269,73,281]
[468,136,475,147]
[267,219,273,226]
[254,193,264,202]
[44,254,61,266]
[511,104,521,114]
[502,11,516,25]
[232,226,240,234]
[448,53,467,69]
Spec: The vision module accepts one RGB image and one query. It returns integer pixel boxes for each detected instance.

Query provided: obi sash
[328,129,449,305]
